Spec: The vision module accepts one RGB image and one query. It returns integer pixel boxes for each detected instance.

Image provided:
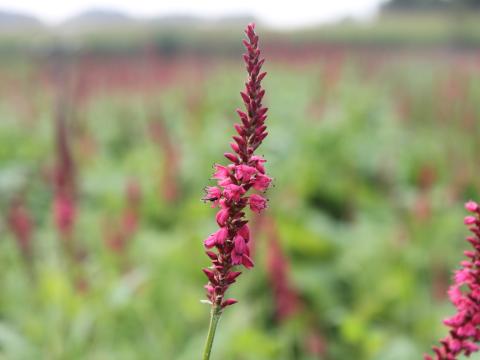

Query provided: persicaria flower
[204,186,222,205]
[201,23,271,311]
[466,201,479,212]
[232,235,248,265]
[253,174,272,191]
[204,227,229,248]
[425,200,480,359]
[251,155,267,173]
[213,164,234,186]
[249,194,267,213]
[235,165,257,182]
[223,184,246,202]
[216,208,230,226]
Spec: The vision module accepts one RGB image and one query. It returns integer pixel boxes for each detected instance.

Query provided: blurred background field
[1,0,480,359]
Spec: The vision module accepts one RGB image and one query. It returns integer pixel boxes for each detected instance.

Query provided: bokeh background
[1,0,480,359]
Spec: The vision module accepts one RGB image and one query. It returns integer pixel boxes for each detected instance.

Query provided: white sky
[0,0,383,28]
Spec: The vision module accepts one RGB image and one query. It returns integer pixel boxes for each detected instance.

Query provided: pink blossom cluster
[425,200,480,359]
[202,23,271,309]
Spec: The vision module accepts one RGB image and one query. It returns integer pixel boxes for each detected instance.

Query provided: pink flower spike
[249,194,267,213]
[200,24,270,320]
[466,201,479,212]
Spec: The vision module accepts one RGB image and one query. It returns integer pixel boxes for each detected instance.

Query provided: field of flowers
[1,27,480,359]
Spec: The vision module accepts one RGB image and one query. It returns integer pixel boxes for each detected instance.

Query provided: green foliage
[0,53,479,359]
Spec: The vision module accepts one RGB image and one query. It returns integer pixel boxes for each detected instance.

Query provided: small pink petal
[466,200,479,212]
[465,216,477,225]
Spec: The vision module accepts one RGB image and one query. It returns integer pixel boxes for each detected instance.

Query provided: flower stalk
[202,304,222,360]
[201,22,271,359]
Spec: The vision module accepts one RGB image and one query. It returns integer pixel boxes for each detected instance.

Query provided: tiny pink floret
[465,216,477,225]
[466,201,479,213]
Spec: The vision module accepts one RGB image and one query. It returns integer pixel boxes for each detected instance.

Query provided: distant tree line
[381,0,480,11]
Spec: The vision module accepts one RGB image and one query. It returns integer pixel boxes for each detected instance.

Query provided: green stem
[202,304,222,360]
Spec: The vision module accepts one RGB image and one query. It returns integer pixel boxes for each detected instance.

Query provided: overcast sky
[0,0,383,27]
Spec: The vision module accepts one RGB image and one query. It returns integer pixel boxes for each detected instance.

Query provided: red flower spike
[201,23,271,311]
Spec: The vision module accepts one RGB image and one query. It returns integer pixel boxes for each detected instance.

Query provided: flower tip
[245,23,256,34]
[466,200,479,212]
